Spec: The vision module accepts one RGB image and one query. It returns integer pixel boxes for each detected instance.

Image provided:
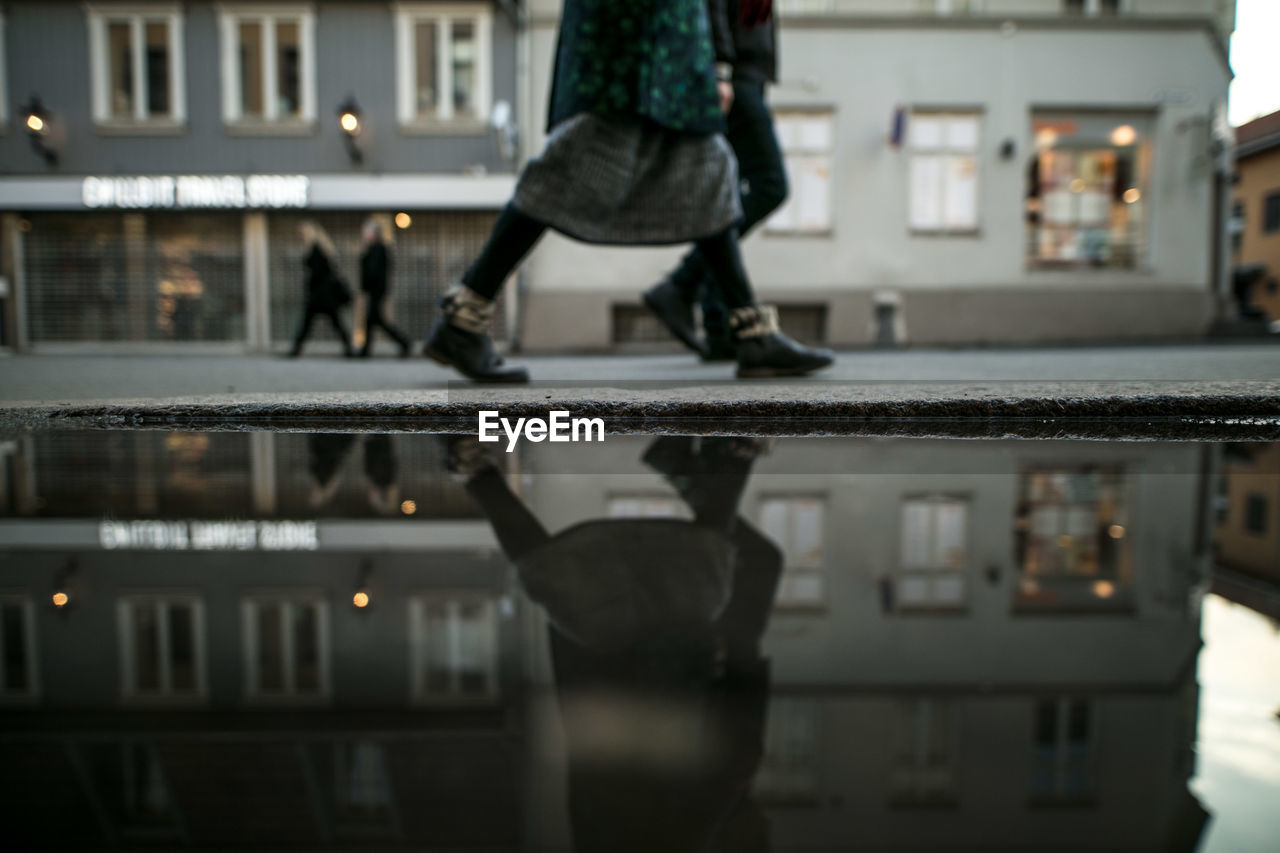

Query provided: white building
[517,0,1236,350]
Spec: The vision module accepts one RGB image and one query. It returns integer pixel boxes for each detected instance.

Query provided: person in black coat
[358,220,411,358]
[288,220,354,357]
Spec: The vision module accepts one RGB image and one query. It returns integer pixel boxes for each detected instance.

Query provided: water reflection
[0,431,1275,849]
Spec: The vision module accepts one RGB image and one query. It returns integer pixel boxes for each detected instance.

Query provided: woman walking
[424,0,832,383]
[358,220,411,358]
[289,220,354,358]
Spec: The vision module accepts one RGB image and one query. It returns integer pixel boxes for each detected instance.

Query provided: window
[1031,698,1095,803]
[1027,112,1153,269]
[242,594,329,700]
[219,4,315,126]
[1064,0,1122,14]
[607,494,688,518]
[767,111,833,234]
[0,13,7,131]
[87,4,186,126]
[1,596,37,700]
[409,594,498,702]
[890,699,957,805]
[1015,468,1132,611]
[1230,201,1245,253]
[117,595,205,700]
[759,495,825,607]
[1264,192,1280,234]
[333,741,393,830]
[395,3,492,126]
[897,496,968,610]
[909,112,980,233]
[754,698,819,803]
[81,741,180,838]
[922,0,982,16]
[1245,493,1269,535]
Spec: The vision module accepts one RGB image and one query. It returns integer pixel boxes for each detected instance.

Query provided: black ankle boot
[424,285,529,383]
[642,278,707,357]
[731,306,835,378]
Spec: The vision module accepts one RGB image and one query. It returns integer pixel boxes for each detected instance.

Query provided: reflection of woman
[289,221,353,357]
[448,435,780,851]
[424,0,832,383]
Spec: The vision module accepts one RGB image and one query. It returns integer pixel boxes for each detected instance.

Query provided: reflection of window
[909,112,980,232]
[1027,112,1152,269]
[82,741,180,837]
[1015,468,1131,611]
[921,0,982,14]
[1245,494,1269,535]
[890,699,956,806]
[409,595,498,702]
[898,496,968,610]
[1265,192,1280,234]
[395,3,492,126]
[334,741,393,828]
[1,596,37,700]
[87,4,185,125]
[118,595,205,700]
[242,594,329,700]
[767,111,833,234]
[759,495,826,607]
[1063,0,1122,14]
[607,494,687,518]
[755,698,819,803]
[1031,698,1095,803]
[219,5,314,125]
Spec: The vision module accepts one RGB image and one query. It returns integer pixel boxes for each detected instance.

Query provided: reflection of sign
[99,520,318,551]
[82,175,310,210]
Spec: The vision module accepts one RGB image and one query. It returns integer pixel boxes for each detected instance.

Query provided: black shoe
[700,334,737,363]
[643,279,707,357]
[424,316,529,383]
[731,306,834,378]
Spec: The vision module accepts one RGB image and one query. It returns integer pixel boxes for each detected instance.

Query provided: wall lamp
[21,95,58,166]
[337,95,363,165]
[52,559,78,615]
[352,560,373,610]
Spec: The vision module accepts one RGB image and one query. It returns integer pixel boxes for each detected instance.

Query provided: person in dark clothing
[423,0,832,383]
[645,0,788,361]
[358,220,411,358]
[289,220,354,357]
[442,433,779,852]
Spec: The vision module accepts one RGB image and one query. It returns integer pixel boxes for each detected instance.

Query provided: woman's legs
[462,203,549,300]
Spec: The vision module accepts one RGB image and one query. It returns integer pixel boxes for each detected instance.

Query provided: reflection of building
[1230,110,1280,322]
[518,0,1235,350]
[0,1,519,353]
[521,436,1214,849]
[1214,442,1280,584]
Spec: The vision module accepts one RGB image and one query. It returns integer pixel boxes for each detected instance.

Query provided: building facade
[0,1,521,354]
[1230,110,1280,322]
[518,0,1236,350]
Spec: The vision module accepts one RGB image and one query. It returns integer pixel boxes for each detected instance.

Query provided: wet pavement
[1,428,1277,850]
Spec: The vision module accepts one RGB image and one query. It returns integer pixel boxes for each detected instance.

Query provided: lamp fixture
[337,95,363,165]
[21,95,58,166]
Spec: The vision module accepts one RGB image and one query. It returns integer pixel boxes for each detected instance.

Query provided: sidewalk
[2,344,1279,436]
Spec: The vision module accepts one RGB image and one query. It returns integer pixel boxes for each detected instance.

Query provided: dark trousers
[291,303,352,355]
[669,81,787,339]
[361,291,410,354]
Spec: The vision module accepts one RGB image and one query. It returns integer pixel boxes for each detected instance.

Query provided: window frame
[1263,191,1280,235]
[765,109,835,237]
[0,594,38,702]
[896,494,971,612]
[1030,697,1098,806]
[217,2,316,130]
[758,493,827,610]
[393,2,493,131]
[241,591,331,702]
[407,592,500,704]
[85,3,187,130]
[116,593,207,702]
[907,109,983,236]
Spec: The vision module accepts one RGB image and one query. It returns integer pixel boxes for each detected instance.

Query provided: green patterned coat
[547,0,725,135]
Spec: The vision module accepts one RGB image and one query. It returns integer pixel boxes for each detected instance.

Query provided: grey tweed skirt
[512,113,742,246]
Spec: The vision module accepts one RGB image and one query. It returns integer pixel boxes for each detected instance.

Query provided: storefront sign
[82,175,310,210]
[99,520,318,551]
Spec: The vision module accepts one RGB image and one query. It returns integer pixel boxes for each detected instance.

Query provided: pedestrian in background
[422,0,832,383]
[289,220,354,358]
[358,220,411,358]
[645,0,787,361]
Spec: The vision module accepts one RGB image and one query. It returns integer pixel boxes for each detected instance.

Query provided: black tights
[462,203,755,312]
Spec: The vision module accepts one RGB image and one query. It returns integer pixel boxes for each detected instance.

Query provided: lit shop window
[607,494,687,518]
[759,495,826,608]
[117,595,205,700]
[395,3,492,126]
[219,5,315,126]
[1,596,37,700]
[1014,468,1132,612]
[767,111,833,234]
[897,496,969,610]
[908,112,981,233]
[409,595,498,702]
[754,697,820,803]
[890,699,957,806]
[1031,698,1096,803]
[242,594,329,700]
[86,5,185,126]
[1027,112,1152,269]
